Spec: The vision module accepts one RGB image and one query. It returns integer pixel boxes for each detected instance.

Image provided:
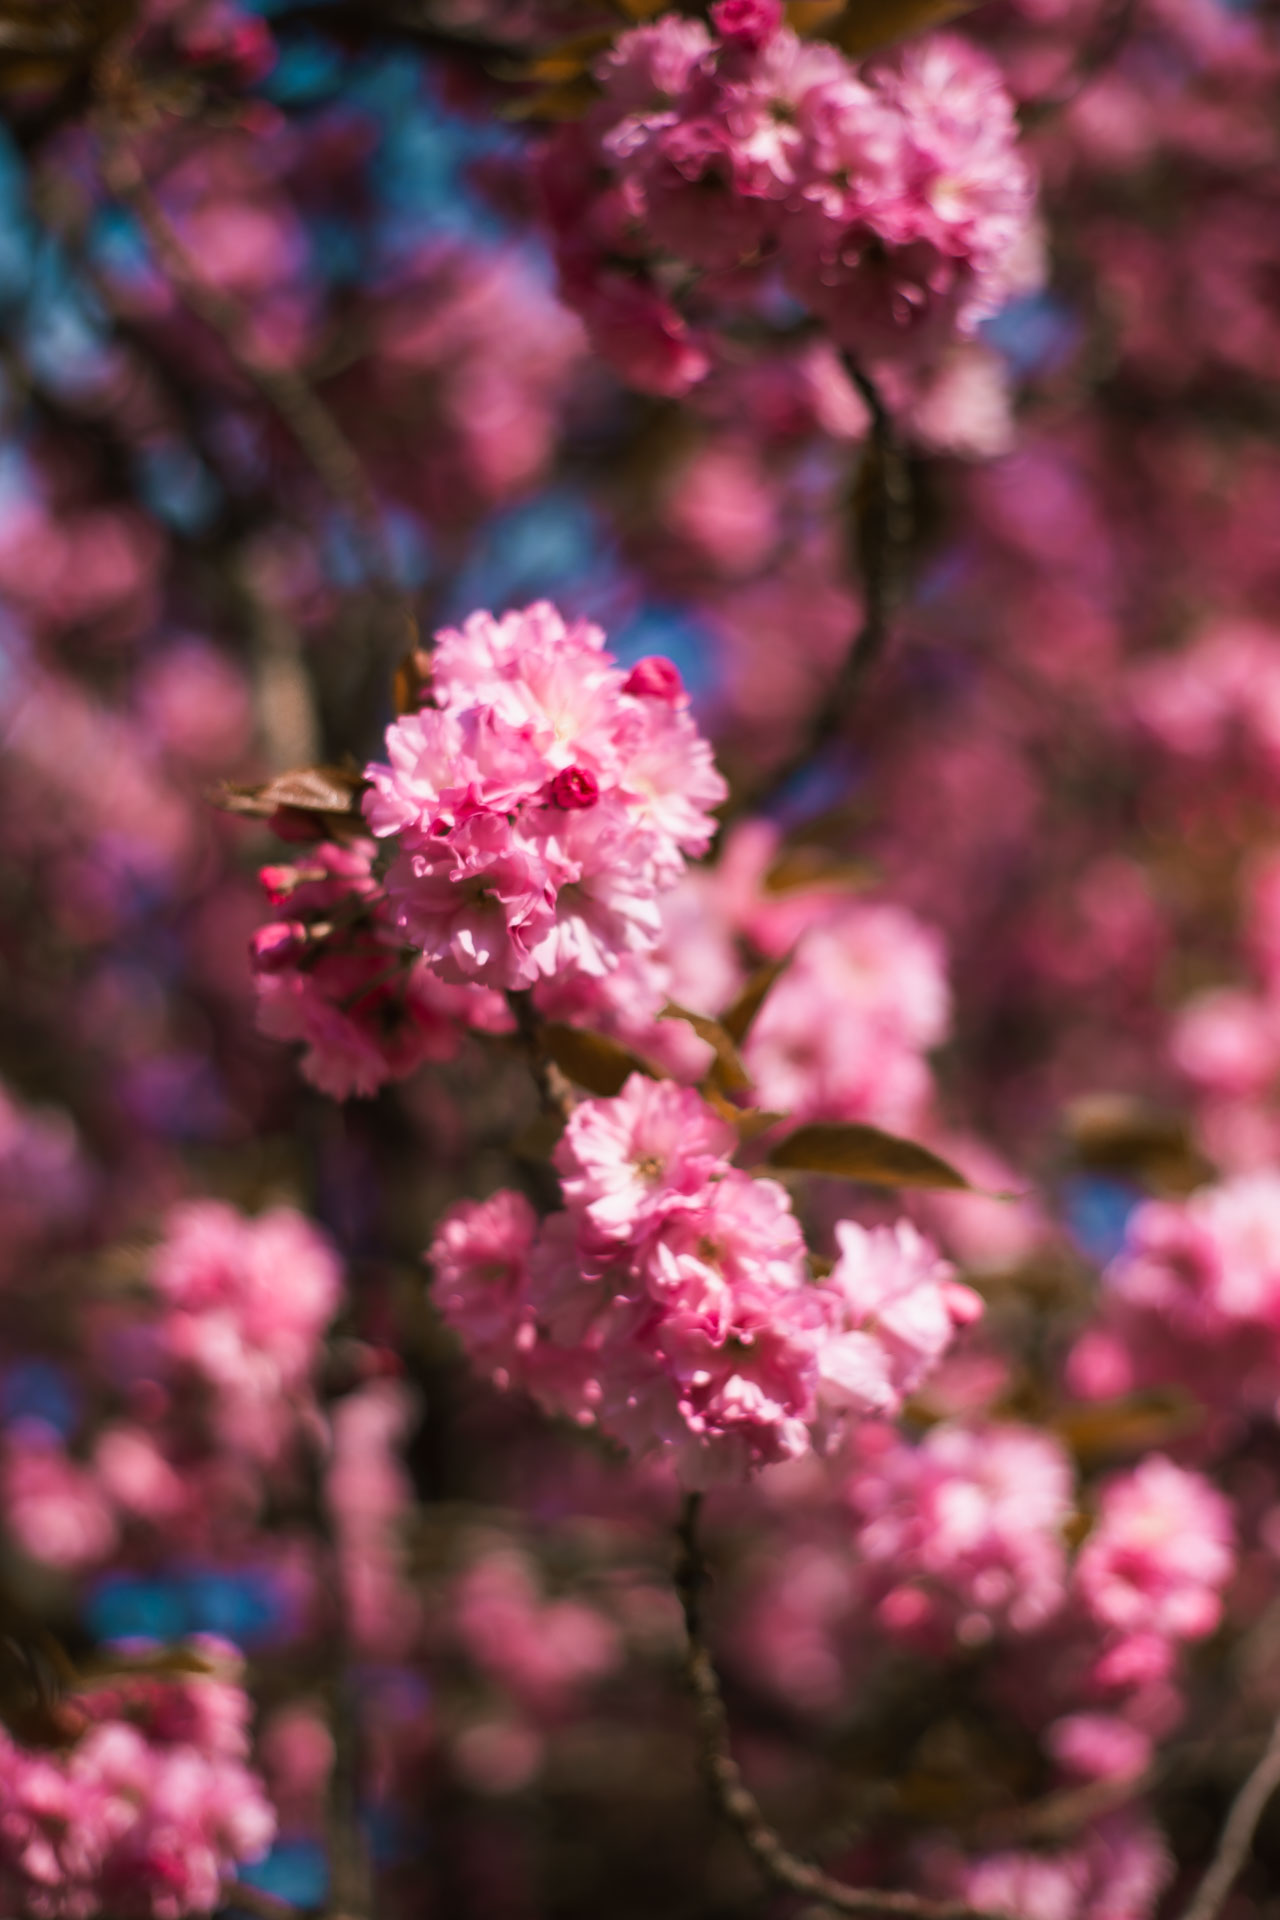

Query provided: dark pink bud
[251,921,308,973]
[549,765,601,810]
[623,656,685,702]
[710,0,783,49]
[259,864,299,906]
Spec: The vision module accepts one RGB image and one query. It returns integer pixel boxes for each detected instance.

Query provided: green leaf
[540,1024,658,1097]
[768,1121,973,1189]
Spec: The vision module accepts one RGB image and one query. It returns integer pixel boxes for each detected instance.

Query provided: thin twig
[973,1765,1157,1848]
[92,98,407,625]
[506,989,577,1125]
[1019,0,1139,125]
[674,1493,1016,1920]
[1178,1712,1280,1920]
[744,354,911,816]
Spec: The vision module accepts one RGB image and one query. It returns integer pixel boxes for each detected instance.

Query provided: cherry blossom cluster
[534,819,952,1136]
[362,603,726,992]
[0,1648,274,1920]
[145,1201,343,1463]
[4,0,1280,1907]
[843,1419,1075,1649]
[739,1431,1234,1861]
[1068,1172,1280,1425]
[1,1202,344,1579]
[540,5,1041,395]
[430,1075,980,1482]
[252,835,511,1101]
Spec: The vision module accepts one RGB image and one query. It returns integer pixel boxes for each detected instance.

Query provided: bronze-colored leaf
[540,1024,658,1097]
[768,1121,973,1189]
[393,647,433,717]
[762,846,876,893]
[212,764,366,820]
[1053,1390,1202,1466]
[830,0,982,59]
[498,28,616,81]
[703,1086,787,1139]
[661,1002,752,1096]
[785,0,847,32]
[1064,1093,1213,1194]
[720,955,792,1045]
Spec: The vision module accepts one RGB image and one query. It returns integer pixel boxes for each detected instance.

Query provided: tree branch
[92,96,409,635]
[506,990,577,1125]
[674,1492,1016,1920]
[1178,1712,1280,1920]
[744,354,911,816]
[1019,0,1138,125]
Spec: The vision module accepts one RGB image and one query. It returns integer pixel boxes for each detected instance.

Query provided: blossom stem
[674,1491,1017,1920]
[1019,0,1138,125]
[745,353,911,815]
[506,990,577,1124]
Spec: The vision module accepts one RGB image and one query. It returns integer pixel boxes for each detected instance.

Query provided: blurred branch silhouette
[92,72,408,626]
[1178,1713,1280,1920]
[745,353,912,816]
[675,1493,1013,1920]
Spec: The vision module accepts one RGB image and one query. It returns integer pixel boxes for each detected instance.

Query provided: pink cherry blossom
[364,605,726,991]
[1075,1456,1234,1642]
[552,1073,736,1245]
[430,1190,539,1386]
[815,1220,983,1422]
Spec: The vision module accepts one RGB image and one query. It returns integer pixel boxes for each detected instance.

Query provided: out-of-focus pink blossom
[430,1190,539,1387]
[1046,1713,1152,1782]
[328,1380,423,1656]
[1074,1456,1234,1641]
[150,1200,342,1462]
[816,1220,982,1423]
[846,1421,1073,1648]
[0,1421,118,1574]
[934,1816,1171,1920]
[0,1657,274,1920]
[1071,1175,1280,1416]
[453,1545,621,1714]
[744,906,950,1129]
